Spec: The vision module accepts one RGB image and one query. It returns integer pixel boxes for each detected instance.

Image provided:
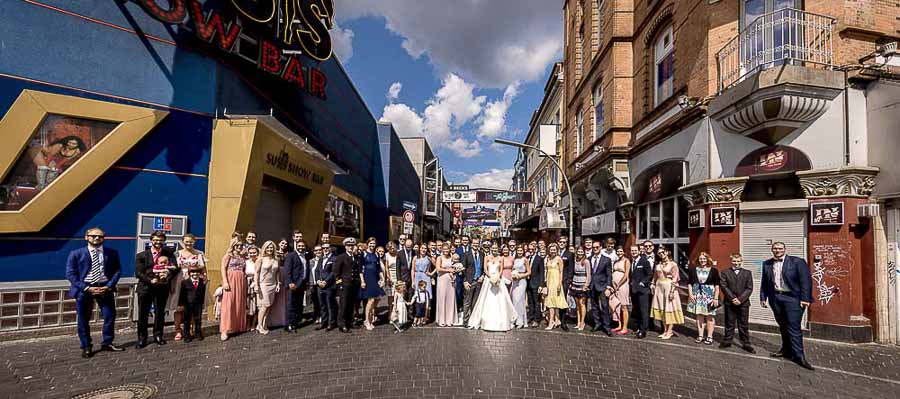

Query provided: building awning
[229,115,347,175]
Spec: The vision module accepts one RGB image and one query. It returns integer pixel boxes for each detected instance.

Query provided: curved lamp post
[494,138,573,243]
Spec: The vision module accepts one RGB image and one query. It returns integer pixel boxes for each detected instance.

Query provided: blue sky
[332,1,562,189]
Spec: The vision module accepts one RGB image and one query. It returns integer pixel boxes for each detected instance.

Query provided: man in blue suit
[283,238,309,332]
[589,241,613,336]
[760,241,815,371]
[65,227,125,358]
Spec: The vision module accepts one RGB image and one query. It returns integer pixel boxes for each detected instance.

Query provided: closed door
[741,212,807,326]
[254,184,293,244]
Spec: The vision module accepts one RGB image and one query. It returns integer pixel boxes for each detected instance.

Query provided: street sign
[476,191,532,203]
[403,222,414,235]
[402,210,415,223]
[448,184,470,191]
[402,201,417,211]
[442,191,477,203]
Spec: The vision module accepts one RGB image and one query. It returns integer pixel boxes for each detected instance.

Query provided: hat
[343,237,357,246]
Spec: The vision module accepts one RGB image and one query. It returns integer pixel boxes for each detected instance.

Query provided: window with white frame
[593,84,603,141]
[635,196,691,269]
[575,108,584,155]
[653,25,674,107]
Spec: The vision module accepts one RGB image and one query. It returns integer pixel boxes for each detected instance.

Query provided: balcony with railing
[711,8,844,144]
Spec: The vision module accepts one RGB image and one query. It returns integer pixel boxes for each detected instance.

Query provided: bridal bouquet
[453,264,465,274]
[511,271,522,281]
[489,274,500,286]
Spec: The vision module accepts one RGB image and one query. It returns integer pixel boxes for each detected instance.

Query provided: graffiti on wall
[811,243,851,305]
[889,259,896,287]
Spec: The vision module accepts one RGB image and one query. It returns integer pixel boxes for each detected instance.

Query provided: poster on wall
[0,115,117,211]
[710,207,736,227]
[688,209,705,229]
[810,202,844,226]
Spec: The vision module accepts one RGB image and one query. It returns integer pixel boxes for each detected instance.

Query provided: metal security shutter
[740,212,807,326]
[254,184,293,243]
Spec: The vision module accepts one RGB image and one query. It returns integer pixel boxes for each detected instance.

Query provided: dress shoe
[101,344,125,352]
[719,342,732,349]
[81,346,93,359]
[183,337,193,343]
[796,358,815,371]
[560,323,569,332]
[286,325,296,333]
[770,350,784,358]
[601,328,613,337]
[636,331,646,339]
[136,339,148,349]
[339,327,350,333]
[154,336,167,346]
[327,325,336,331]
[741,345,756,354]
[315,324,326,331]
[196,334,204,341]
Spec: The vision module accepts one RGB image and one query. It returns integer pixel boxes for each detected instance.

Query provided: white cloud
[461,168,515,190]
[446,138,481,158]
[380,73,485,149]
[331,22,354,63]
[478,82,520,139]
[387,82,403,101]
[380,103,423,137]
[335,0,562,88]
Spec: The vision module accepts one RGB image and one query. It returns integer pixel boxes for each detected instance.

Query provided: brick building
[562,0,900,343]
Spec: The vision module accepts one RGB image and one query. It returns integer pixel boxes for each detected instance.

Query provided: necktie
[86,249,103,284]
[593,257,599,273]
[193,280,198,289]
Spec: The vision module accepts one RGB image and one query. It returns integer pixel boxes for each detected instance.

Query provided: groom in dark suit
[65,227,125,358]
[461,238,484,324]
[134,230,178,348]
[588,241,613,335]
[761,242,814,370]
[629,245,653,338]
[283,239,308,332]
[526,243,545,328]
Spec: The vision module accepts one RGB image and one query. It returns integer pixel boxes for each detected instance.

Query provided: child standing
[412,280,430,327]
[178,266,206,342]
[391,282,409,332]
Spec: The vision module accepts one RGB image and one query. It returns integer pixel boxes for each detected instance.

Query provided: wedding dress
[467,256,517,331]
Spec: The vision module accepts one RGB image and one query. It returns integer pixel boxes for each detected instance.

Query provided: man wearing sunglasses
[66,227,125,358]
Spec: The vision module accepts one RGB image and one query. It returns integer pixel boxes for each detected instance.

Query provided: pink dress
[435,256,457,326]
[220,254,248,334]
[500,256,514,282]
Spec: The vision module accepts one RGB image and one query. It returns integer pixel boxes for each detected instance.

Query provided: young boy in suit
[178,266,206,343]
[719,253,755,353]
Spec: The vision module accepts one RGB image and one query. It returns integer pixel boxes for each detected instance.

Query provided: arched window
[575,108,584,155]
[653,25,674,106]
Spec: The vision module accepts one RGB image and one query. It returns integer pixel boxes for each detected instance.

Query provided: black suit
[178,278,206,340]
[456,246,474,312]
[720,267,752,346]
[629,255,654,332]
[134,248,178,341]
[309,255,337,328]
[526,254,545,323]
[559,249,575,325]
[283,250,308,327]
[333,252,362,329]
[589,255,613,329]
[462,249,483,323]
[396,248,415,290]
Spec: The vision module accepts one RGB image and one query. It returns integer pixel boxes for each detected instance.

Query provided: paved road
[2,323,899,398]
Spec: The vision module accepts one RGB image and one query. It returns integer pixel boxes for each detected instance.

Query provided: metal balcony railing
[716,8,836,93]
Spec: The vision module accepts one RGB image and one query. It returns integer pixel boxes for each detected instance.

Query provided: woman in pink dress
[500,246,514,293]
[610,247,631,335]
[434,244,457,327]
[219,239,248,341]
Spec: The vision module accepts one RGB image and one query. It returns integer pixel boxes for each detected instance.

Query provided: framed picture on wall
[688,209,705,229]
[810,202,844,226]
[710,207,736,227]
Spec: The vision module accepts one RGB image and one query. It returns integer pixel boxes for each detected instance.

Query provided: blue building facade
[0,0,418,330]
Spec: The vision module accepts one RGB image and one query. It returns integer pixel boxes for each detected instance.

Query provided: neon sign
[135,0,333,99]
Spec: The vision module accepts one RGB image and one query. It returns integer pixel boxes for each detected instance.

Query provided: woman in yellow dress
[651,246,684,339]
[543,243,568,330]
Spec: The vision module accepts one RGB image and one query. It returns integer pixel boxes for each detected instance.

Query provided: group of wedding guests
[66,226,815,370]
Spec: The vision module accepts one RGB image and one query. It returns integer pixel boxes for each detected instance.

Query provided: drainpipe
[843,69,851,166]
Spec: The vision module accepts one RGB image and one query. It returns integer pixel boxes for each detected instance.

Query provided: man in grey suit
[719,253,755,353]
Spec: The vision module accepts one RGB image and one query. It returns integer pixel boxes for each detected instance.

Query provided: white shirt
[600,248,618,264]
[86,246,108,284]
[773,258,788,292]
[311,257,321,282]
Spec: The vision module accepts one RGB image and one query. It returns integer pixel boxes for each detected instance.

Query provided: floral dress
[687,266,720,316]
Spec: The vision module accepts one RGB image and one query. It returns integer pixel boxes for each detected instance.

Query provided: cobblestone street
[2,323,898,399]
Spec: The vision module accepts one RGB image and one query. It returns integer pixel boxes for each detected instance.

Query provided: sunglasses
[87,234,105,238]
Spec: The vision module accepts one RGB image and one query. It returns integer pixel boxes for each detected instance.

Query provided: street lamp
[494,138,574,243]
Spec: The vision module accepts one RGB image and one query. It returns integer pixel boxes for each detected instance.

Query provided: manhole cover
[71,383,157,399]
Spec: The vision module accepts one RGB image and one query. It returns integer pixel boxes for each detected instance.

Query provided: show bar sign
[135,0,334,99]
[477,191,533,204]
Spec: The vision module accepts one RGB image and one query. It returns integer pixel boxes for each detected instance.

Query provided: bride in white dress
[467,243,518,331]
